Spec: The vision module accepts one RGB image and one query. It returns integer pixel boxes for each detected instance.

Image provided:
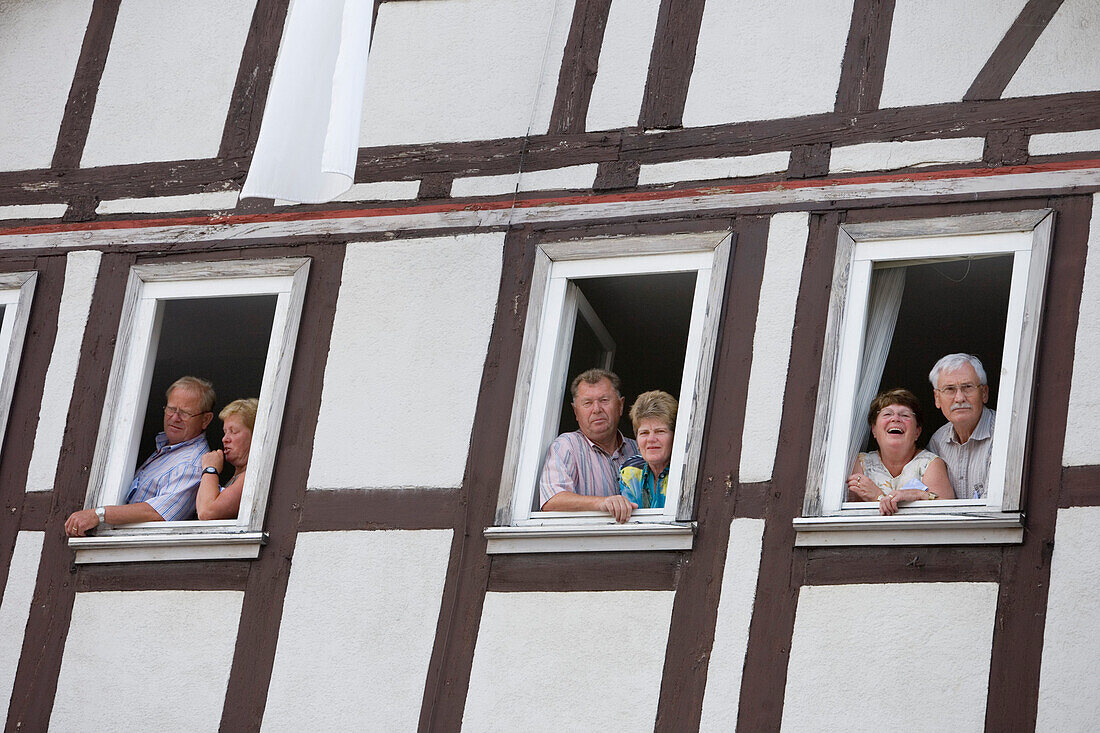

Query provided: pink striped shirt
[539,430,639,507]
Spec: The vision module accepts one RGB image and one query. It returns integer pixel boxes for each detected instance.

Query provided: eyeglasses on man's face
[163,405,208,420]
[935,383,980,397]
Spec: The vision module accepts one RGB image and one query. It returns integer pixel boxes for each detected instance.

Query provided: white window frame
[0,271,37,458]
[795,210,1054,546]
[69,258,310,563]
[485,231,731,553]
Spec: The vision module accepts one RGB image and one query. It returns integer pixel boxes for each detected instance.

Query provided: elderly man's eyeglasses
[935,383,980,397]
[164,405,207,419]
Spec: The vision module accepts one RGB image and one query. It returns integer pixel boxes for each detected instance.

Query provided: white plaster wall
[96,190,240,215]
[683,0,854,127]
[80,0,256,167]
[0,0,93,171]
[829,137,985,173]
[1004,0,1100,98]
[463,590,674,731]
[585,0,662,132]
[308,233,503,490]
[451,163,599,198]
[262,529,452,732]
[739,213,809,484]
[1063,194,1100,466]
[1030,129,1100,156]
[0,204,68,221]
[1036,506,1100,731]
[0,531,44,723]
[360,0,573,147]
[51,590,244,731]
[879,0,1027,108]
[781,582,998,733]
[25,250,102,492]
[334,180,421,202]
[638,151,790,186]
[699,519,765,731]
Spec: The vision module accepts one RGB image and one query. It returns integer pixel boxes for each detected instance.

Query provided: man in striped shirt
[539,368,640,523]
[928,354,996,500]
[65,376,214,536]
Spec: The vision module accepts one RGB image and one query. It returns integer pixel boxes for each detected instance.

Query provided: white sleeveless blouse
[857,449,938,493]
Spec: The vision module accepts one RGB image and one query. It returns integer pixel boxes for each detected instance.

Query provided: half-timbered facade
[2,1,1099,730]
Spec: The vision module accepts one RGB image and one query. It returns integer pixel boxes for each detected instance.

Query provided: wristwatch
[95,506,106,524]
[203,466,219,476]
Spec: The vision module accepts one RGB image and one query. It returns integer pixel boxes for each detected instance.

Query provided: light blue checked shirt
[124,432,209,521]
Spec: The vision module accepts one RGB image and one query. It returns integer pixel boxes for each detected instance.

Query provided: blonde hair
[219,398,258,431]
[629,390,677,432]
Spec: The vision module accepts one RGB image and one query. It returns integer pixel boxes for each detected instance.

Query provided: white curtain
[847,266,907,463]
[239,0,373,204]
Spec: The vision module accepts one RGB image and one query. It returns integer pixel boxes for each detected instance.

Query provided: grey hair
[928,354,987,388]
[570,368,622,400]
[167,376,216,413]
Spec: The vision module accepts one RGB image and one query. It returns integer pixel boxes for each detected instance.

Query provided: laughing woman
[197,398,257,520]
[846,388,954,515]
[618,390,677,516]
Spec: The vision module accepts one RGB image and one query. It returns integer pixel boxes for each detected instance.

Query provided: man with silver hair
[927,354,996,499]
[65,376,214,536]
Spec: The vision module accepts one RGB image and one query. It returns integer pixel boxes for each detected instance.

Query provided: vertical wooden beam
[50,0,122,170]
[219,0,293,159]
[983,195,1091,730]
[637,0,707,130]
[0,256,64,609]
[964,0,1065,101]
[217,243,346,732]
[652,217,765,731]
[834,0,896,114]
[735,212,841,731]
[548,0,614,135]
[4,252,133,733]
[417,226,535,731]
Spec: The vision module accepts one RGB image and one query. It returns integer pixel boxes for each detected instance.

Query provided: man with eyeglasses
[927,354,996,499]
[65,376,214,537]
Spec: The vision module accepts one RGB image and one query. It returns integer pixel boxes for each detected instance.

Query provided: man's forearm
[541,492,607,512]
[105,502,165,524]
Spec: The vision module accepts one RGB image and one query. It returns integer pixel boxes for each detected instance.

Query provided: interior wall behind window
[557,271,695,437]
[874,256,1012,446]
[137,294,277,463]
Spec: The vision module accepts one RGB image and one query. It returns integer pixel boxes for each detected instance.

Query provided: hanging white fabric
[847,265,907,465]
[240,0,373,204]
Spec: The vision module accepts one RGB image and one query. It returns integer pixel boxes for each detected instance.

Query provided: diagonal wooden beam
[834,0,897,113]
[964,0,1065,101]
[50,0,122,170]
[638,0,707,129]
[219,0,293,159]
[548,0,614,135]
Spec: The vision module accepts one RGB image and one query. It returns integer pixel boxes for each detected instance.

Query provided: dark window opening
[867,255,1012,451]
[556,271,696,436]
[136,295,277,472]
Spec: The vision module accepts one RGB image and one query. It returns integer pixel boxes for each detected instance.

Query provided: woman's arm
[879,458,956,515]
[846,457,881,502]
[195,449,243,520]
[920,457,954,499]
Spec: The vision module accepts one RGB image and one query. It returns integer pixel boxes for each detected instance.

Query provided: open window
[486,231,731,553]
[0,271,37,458]
[70,258,309,563]
[795,210,1053,545]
